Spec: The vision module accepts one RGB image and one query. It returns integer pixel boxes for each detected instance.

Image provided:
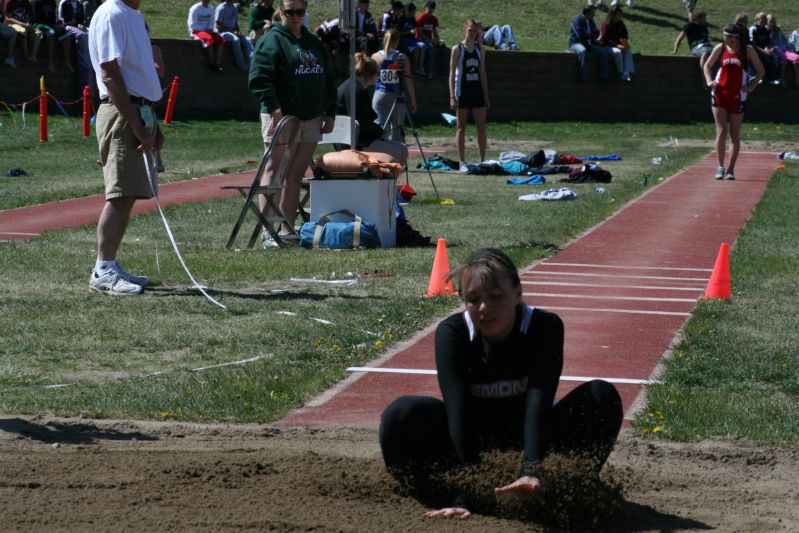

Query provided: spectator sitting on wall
[4,0,43,65]
[475,21,517,51]
[0,10,18,67]
[673,10,713,71]
[58,0,92,86]
[32,0,70,72]
[568,5,611,82]
[398,2,425,75]
[380,0,402,34]
[599,5,634,81]
[248,0,274,45]
[216,0,252,70]
[354,0,378,54]
[766,14,799,87]
[337,52,408,165]
[81,0,98,26]
[749,12,780,85]
[188,0,225,71]
[415,0,443,78]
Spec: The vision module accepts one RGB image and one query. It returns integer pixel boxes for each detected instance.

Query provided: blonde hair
[355,52,379,80]
[382,29,399,56]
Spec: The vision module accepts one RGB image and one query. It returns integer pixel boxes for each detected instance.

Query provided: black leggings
[379,379,623,477]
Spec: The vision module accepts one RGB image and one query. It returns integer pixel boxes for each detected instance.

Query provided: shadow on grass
[0,417,157,444]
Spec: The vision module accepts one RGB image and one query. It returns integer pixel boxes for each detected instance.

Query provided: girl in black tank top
[448,19,490,170]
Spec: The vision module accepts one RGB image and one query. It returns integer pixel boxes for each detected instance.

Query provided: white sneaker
[262,231,280,249]
[714,166,725,180]
[458,162,469,173]
[90,268,143,295]
[115,264,150,287]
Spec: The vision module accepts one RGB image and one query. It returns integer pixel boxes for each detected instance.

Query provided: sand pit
[1,416,796,531]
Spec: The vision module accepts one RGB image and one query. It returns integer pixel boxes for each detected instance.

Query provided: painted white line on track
[346,367,657,385]
[538,262,713,272]
[522,280,705,291]
[544,306,691,316]
[523,292,697,303]
[0,231,40,236]
[531,271,709,282]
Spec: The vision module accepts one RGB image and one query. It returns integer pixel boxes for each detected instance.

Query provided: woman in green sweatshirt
[248,0,337,246]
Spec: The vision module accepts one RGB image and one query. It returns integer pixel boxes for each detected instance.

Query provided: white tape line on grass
[8,355,270,392]
[346,367,658,385]
[143,152,227,310]
[277,310,379,337]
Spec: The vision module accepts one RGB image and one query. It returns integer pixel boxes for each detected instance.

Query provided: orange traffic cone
[704,242,731,300]
[426,238,457,297]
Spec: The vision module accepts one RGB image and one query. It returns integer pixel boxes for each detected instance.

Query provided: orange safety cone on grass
[704,242,731,300]
[426,238,457,297]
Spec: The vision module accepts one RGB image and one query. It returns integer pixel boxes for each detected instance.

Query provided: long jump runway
[279,151,780,428]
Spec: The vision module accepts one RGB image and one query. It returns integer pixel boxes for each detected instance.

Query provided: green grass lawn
[143,1,799,56]
[1,116,798,446]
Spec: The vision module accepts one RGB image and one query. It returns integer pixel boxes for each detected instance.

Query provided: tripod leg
[403,106,440,198]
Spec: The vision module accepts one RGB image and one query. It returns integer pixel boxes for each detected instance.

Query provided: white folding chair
[222,115,301,249]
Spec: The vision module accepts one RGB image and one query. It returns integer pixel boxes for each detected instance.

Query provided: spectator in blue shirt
[568,5,611,82]
[215,0,252,70]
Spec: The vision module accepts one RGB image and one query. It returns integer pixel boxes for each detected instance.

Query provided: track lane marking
[522,280,705,291]
[523,292,697,303]
[346,367,657,385]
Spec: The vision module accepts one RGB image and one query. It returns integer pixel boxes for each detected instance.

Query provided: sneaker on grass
[116,264,150,287]
[90,269,143,295]
[262,231,280,249]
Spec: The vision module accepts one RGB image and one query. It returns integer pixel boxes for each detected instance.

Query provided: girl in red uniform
[703,24,764,180]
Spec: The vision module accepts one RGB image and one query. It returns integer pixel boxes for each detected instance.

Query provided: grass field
[1,116,798,444]
[143,0,799,56]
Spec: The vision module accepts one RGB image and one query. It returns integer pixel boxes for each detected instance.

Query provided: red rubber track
[279,151,779,428]
[0,171,256,240]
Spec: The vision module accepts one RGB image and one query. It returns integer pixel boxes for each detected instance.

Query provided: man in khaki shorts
[87,0,164,295]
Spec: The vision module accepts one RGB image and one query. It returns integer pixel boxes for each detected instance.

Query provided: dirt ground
[1,416,797,532]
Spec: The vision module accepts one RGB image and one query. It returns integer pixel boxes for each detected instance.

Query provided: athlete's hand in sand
[495,475,542,494]
[424,507,471,519]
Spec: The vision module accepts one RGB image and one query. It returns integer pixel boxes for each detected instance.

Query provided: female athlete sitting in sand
[379,248,623,518]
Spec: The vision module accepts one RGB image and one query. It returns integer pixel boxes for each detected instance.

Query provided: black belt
[100,95,152,106]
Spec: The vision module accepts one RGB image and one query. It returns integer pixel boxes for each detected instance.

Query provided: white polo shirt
[88,0,161,102]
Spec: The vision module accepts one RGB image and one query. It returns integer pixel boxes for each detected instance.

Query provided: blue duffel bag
[300,210,381,249]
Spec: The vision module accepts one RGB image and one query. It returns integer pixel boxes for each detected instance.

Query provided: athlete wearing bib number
[371,29,416,142]
[449,20,489,170]
[703,23,764,180]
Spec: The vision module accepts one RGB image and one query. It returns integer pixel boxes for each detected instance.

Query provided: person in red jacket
[703,23,764,181]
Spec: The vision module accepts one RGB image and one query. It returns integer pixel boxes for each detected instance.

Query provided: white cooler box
[309,177,397,247]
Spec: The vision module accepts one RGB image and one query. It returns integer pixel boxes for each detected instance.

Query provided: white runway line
[531,271,709,282]
[0,231,41,237]
[346,367,657,385]
[538,262,713,272]
[523,292,697,303]
[523,280,705,291]
[544,306,691,316]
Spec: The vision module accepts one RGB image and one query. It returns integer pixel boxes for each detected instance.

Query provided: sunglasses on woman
[283,8,306,17]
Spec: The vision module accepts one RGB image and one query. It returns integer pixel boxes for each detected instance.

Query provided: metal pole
[341,0,357,147]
